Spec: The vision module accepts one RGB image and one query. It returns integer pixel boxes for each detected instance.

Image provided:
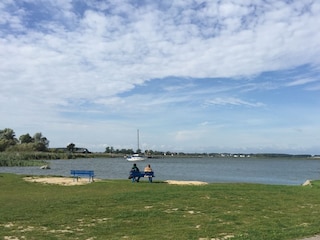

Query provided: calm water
[1,157,319,185]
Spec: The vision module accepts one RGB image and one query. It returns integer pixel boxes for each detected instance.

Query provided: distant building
[50,147,91,153]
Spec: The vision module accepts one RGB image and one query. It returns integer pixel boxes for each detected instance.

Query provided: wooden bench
[70,170,94,182]
[129,171,155,182]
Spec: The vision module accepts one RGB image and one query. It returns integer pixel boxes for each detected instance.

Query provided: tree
[0,128,18,151]
[33,132,49,151]
[0,140,8,152]
[19,133,33,144]
[67,143,75,152]
[105,146,114,153]
[0,128,16,141]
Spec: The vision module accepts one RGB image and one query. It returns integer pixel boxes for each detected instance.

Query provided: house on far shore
[50,147,91,153]
[74,147,91,153]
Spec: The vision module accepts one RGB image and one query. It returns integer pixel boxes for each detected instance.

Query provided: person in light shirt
[144,164,153,182]
[144,164,152,172]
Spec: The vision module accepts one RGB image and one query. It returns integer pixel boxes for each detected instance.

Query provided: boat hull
[126,155,145,161]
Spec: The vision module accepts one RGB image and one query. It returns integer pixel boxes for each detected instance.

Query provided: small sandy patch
[165,180,208,185]
[24,176,96,186]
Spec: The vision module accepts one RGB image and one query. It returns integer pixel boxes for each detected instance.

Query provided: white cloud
[287,77,319,87]
[2,1,320,90]
[205,97,265,108]
[1,1,320,153]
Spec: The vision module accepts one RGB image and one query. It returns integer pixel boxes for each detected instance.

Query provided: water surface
[0,157,319,185]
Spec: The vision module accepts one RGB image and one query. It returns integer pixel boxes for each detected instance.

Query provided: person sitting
[144,164,152,172]
[130,163,140,182]
[144,164,153,183]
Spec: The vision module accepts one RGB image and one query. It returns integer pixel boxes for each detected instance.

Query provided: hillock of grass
[1,173,320,240]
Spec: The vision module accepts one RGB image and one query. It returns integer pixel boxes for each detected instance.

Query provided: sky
[1,0,320,154]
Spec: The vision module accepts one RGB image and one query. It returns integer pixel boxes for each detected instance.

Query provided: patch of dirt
[164,180,208,185]
[23,176,96,186]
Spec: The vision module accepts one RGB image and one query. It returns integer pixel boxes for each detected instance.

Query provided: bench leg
[132,177,140,182]
[148,177,152,183]
[73,176,79,182]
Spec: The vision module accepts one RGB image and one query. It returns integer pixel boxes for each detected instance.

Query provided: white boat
[126,129,145,162]
[126,153,145,162]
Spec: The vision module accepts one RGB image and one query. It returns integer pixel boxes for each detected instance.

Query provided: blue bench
[70,170,94,182]
[129,171,155,183]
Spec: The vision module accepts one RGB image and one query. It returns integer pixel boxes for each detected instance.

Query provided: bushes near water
[0,151,116,167]
[0,152,82,167]
[0,152,55,166]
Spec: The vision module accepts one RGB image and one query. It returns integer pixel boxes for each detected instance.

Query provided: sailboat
[126,129,145,162]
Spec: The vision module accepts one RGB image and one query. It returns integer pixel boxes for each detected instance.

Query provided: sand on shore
[164,180,208,185]
[23,176,208,186]
[23,176,95,186]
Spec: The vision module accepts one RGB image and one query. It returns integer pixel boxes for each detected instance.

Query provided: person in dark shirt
[130,163,140,182]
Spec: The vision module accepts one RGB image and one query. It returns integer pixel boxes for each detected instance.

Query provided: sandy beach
[23,176,95,186]
[24,176,209,186]
[164,180,208,185]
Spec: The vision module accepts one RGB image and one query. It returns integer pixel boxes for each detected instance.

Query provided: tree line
[105,146,177,156]
[0,128,49,152]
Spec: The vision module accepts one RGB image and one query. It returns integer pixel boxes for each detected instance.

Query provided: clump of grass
[1,174,320,239]
[0,152,56,166]
[0,151,117,166]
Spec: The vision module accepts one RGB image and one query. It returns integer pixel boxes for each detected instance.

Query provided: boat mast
[137,129,140,151]
[137,129,140,152]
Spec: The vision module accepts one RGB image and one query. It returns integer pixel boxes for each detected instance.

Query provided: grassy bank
[1,174,320,240]
[0,152,116,167]
[0,152,48,166]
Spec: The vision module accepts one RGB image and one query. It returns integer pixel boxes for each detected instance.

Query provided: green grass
[0,152,116,166]
[1,174,320,240]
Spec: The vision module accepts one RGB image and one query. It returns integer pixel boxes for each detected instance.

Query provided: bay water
[0,157,319,185]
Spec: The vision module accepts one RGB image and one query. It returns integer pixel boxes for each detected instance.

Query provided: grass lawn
[1,173,320,240]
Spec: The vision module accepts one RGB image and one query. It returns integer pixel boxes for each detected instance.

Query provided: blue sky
[1,0,320,154]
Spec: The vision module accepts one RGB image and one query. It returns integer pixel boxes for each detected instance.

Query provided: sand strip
[23,176,94,186]
[164,180,208,185]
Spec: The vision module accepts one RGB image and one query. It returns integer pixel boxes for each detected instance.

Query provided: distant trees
[105,146,114,153]
[105,146,134,154]
[19,133,33,144]
[0,128,18,151]
[104,146,166,156]
[0,128,49,152]
[63,143,90,153]
[0,128,17,141]
[67,143,76,152]
[33,132,49,151]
